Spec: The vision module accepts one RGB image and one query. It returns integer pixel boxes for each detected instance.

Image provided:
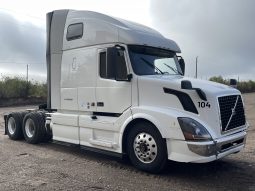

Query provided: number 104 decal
[198,102,211,108]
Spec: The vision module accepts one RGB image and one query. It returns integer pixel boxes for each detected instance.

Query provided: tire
[22,112,46,144]
[20,111,29,119]
[127,122,167,173]
[7,112,23,140]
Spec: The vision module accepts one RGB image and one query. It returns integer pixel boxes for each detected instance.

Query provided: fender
[119,106,186,143]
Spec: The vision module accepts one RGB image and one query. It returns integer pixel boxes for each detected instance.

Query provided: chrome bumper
[187,131,247,157]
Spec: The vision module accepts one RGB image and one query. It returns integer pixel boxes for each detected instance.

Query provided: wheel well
[122,118,161,154]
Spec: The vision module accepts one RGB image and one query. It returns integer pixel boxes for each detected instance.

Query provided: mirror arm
[115,74,132,82]
[127,74,133,82]
[115,45,125,50]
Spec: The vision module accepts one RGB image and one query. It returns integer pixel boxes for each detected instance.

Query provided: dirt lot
[0,93,254,191]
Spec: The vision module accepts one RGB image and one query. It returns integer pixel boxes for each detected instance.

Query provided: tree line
[0,76,254,100]
[0,76,47,99]
[209,76,255,93]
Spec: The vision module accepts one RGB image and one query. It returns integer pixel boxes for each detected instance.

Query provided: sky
[0,0,254,81]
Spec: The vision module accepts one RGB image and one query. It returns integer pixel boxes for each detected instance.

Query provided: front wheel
[127,122,167,173]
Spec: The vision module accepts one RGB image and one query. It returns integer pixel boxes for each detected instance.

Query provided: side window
[99,52,107,78]
[66,23,83,41]
[99,51,115,79]
[99,50,127,80]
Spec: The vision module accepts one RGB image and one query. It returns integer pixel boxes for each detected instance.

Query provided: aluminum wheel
[7,117,16,135]
[133,132,158,163]
[25,118,35,138]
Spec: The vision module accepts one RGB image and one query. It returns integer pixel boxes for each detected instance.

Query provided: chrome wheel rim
[8,117,16,135]
[133,132,158,163]
[25,119,35,138]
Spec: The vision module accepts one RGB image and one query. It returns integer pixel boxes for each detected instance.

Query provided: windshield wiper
[140,58,163,74]
[163,63,183,75]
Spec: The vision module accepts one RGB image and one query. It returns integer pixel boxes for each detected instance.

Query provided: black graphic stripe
[163,87,198,114]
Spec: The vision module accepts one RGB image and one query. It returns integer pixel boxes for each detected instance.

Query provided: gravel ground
[0,93,254,191]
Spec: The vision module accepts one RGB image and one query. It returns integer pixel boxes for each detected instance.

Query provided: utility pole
[26,64,29,98]
[26,64,28,84]
[195,56,198,78]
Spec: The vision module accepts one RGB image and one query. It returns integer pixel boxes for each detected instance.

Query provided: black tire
[127,122,167,173]
[20,111,29,119]
[22,112,46,144]
[6,112,23,140]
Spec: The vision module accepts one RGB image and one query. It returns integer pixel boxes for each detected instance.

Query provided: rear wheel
[127,122,167,173]
[7,112,23,140]
[22,112,46,144]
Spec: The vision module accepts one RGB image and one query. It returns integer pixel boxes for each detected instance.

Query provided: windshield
[128,45,182,76]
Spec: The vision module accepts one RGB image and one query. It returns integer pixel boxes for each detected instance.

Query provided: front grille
[218,95,246,132]
[220,138,244,151]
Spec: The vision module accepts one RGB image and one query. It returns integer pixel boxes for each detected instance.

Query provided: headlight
[178,117,212,141]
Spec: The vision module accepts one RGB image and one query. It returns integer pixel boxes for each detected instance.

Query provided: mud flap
[4,115,7,135]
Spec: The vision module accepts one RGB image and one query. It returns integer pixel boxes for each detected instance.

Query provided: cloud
[0,11,46,79]
[149,0,255,80]
[1,1,255,81]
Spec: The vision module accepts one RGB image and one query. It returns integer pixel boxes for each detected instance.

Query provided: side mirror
[230,79,237,88]
[181,80,192,89]
[107,46,130,81]
[178,58,185,76]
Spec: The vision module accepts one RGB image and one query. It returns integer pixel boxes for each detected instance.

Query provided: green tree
[0,76,47,99]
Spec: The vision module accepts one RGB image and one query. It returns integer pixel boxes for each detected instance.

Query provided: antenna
[195,56,198,78]
[26,64,29,98]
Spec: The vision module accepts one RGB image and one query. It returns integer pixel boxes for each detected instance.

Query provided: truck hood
[139,75,239,96]
[137,75,242,138]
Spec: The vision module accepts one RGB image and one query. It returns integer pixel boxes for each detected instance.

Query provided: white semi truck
[4,9,248,173]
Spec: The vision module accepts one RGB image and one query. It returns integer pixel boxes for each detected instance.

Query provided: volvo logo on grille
[231,108,236,116]
[225,96,239,130]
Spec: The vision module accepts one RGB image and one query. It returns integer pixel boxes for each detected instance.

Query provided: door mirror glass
[178,58,185,76]
[116,49,128,81]
[106,47,117,79]
[107,47,129,81]
[230,79,237,88]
